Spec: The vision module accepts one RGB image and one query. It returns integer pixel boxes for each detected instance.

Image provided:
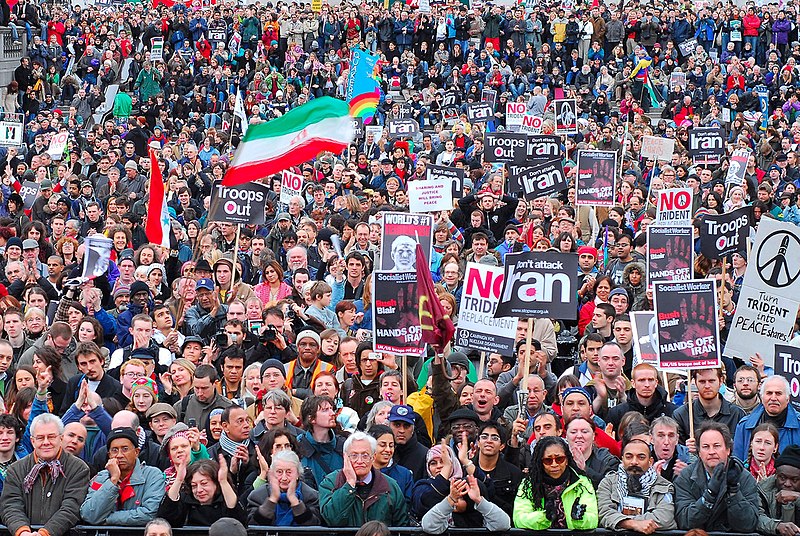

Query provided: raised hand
[255,444,270,480]
[342,452,357,487]
[466,474,482,505]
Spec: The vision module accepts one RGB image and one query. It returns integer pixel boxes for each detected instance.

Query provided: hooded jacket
[623,261,648,311]
[512,469,599,530]
[607,386,677,432]
[295,430,345,488]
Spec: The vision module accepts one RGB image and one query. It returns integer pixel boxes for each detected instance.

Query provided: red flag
[415,243,455,354]
[145,149,170,248]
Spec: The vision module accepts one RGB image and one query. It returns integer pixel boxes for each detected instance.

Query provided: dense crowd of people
[0,0,798,533]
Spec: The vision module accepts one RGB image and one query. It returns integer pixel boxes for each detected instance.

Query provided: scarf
[275,487,304,526]
[23,458,65,493]
[615,463,658,501]
[543,481,568,528]
[749,456,775,481]
[218,431,250,457]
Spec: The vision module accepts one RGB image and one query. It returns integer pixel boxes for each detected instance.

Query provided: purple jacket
[772,19,791,44]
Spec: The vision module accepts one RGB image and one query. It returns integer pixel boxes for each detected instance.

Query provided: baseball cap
[196,278,215,291]
[388,404,415,425]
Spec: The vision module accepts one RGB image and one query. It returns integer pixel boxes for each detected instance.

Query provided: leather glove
[703,462,726,504]
[727,458,742,494]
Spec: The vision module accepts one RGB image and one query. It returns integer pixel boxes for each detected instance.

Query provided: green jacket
[134,68,162,102]
[513,470,599,530]
[319,468,409,527]
[113,91,132,119]
[757,475,800,535]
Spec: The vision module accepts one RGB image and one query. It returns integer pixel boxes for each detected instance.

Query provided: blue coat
[80,460,165,525]
[733,404,800,461]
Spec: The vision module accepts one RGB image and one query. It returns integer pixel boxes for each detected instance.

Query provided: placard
[697,206,753,259]
[484,132,527,164]
[47,131,69,159]
[82,235,113,280]
[631,311,658,366]
[494,251,578,319]
[456,262,519,356]
[19,180,39,211]
[776,345,800,411]
[647,225,694,287]
[467,102,494,123]
[725,150,749,188]
[519,115,543,135]
[351,117,364,139]
[481,88,497,110]
[0,121,23,146]
[408,180,453,212]
[526,135,561,162]
[372,271,424,356]
[379,212,433,271]
[443,90,459,108]
[554,99,578,135]
[640,136,675,161]
[208,179,269,225]
[150,37,164,62]
[653,279,721,370]
[688,127,725,160]
[387,118,419,138]
[510,159,568,200]
[726,219,800,367]
[426,164,464,199]
[575,150,616,207]
[655,188,693,226]
[678,37,698,57]
[669,72,686,91]
[280,170,303,205]
[506,102,526,131]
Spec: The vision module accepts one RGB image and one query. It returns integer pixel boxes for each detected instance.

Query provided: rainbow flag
[347,47,381,124]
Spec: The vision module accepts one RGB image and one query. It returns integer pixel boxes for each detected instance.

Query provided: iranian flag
[222,97,354,187]
[145,148,171,248]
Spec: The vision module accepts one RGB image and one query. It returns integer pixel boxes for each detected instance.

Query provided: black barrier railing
[0,527,761,536]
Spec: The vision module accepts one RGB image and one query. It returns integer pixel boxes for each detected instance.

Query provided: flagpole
[230,223,240,302]
[687,371,694,442]
[228,108,237,156]
[402,354,408,404]
[478,351,485,380]
[522,318,533,393]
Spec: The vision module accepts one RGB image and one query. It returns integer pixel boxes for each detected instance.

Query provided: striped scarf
[218,432,250,457]
[23,459,65,493]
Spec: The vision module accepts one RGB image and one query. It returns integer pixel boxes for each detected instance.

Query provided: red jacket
[743,14,761,36]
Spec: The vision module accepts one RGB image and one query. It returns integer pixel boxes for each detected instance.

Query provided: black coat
[59,372,125,415]
[157,491,248,528]
[393,434,429,481]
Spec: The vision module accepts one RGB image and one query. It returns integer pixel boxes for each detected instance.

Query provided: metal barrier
[0,527,761,536]
[0,27,24,59]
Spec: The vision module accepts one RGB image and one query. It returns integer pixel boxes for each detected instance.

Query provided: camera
[259,325,278,343]
[214,331,229,348]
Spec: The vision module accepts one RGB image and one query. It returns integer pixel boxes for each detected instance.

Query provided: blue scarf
[275,487,304,526]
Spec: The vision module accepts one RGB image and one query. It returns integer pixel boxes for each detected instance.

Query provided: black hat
[106,427,139,450]
[445,408,481,425]
[260,359,286,379]
[6,237,22,250]
[118,248,135,262]
[130,345,157,361]
[129,281,150,298]
[195,259,213,272]
[776,444,800,468]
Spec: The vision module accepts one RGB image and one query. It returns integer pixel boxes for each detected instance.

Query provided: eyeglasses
[124,372,146,378]
[33,434,59,443]
[109,446,134,455]
[542,455,567,466]
[479,433,501,442]
[451,423,477,431]
[347,453,373,462]
[736,377,758,384]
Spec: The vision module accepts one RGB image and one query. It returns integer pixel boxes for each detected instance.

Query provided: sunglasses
[542,455,567,466]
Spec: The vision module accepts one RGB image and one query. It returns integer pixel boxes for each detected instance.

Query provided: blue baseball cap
[388,405,415,425]
[196,278,215,291]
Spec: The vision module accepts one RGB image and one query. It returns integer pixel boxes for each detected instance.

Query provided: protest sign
[554,99,578,134]
[485,132,527,164]
[508,159,568,200]
[397,103,412,118]
[426,164,464,199]
[408,180,453,212]
[0,120,23,146]
[372,271,424,355]
[443,90,459,108]
[653,279,721,370]
[519,115,543,135]
[82,235,113,280]
[688,127,725,162]
[19,181,40,211]
[726,219,800,367]
[494,251,578,319]
[379,212,433,271]
[456,263,519,356]
[670,72,686,91]
[150,37,164,61]
[208,180,269,225]
[526,135,561,162]
[576,150,616,206]
[647,225,694,287]
[506,102,526,131]
[776,345,800,411]
[387,118,419,138]
[631,311,659,366]
[350,117,364,139]
[678,37,698,57]
[481,88,497,110]
[47,131,69,159]
[655,188,694,226]
[725,150,750,188]
[467,102,494,123]
[280,170,303,206]
[698,206,753,259]
[640,136,675,161]
[365,125,383,141]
